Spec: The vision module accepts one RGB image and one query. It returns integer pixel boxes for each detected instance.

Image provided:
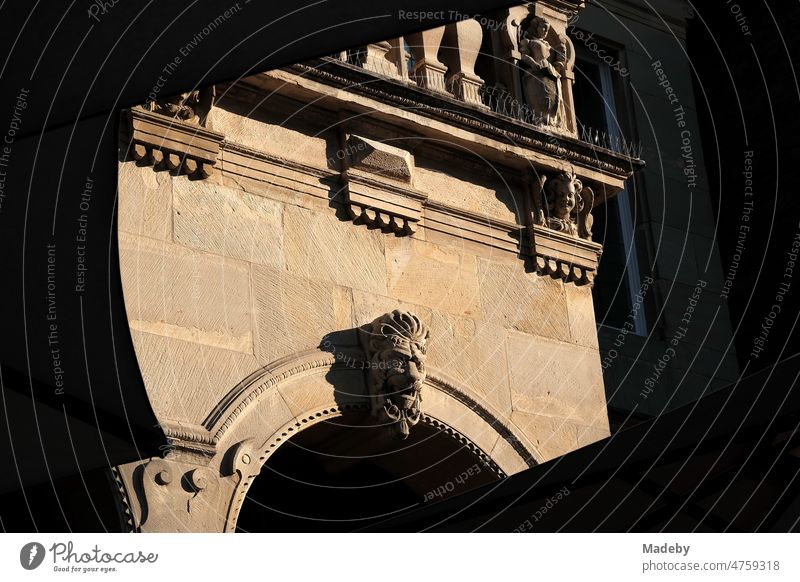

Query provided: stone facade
[113,0,642,532]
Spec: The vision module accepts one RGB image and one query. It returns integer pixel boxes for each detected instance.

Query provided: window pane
[574,55,635,329]
[592,196,633,326]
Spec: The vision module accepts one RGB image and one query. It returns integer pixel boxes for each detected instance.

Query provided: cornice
[287,58,643,181]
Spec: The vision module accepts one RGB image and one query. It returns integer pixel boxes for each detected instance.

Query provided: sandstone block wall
[118,93,611,467]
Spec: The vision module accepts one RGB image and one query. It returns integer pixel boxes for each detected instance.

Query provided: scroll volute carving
[533,170,594,239]
[502,4,534,58]
[139,458,222,532]
[361,310,430,439]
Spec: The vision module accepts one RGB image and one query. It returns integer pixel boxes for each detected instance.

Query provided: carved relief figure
[536,171,594,239]
[146,86,215,127]
[363,310,430,439]
[519,16,566,127]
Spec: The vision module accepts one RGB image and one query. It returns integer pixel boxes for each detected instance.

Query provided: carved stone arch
[210,349,540,532]
[113,349,540,532]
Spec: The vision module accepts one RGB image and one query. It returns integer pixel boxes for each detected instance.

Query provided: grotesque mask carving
[363,310,430,439]
[534,171,594,239]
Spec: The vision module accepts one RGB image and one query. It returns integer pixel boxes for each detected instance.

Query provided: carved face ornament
[365,310,430,439]
[529,16,550,41]
[549,172,580,220]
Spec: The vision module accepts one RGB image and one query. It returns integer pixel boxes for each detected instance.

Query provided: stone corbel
[439,20,487,106]
[530,225,601,285]
[114,457,223,532]
[341,134,426,235]
[112,437,258,533]
[126,108,224,178]
[527,170,600,285]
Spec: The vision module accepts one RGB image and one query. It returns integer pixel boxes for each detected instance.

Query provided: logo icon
[20,542,46,570]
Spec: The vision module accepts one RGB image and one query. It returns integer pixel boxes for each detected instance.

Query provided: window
[573,41,646,334]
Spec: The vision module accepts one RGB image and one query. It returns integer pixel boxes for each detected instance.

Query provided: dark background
[1,0,798,532]
[689,1,800,373]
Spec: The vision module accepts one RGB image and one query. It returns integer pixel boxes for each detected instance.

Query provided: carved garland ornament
[362,310,430,439]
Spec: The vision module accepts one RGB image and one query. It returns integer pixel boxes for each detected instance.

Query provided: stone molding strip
[346,173,426,235]
[288,60,642,182]
[424,200,525,257]
[200,349,534,463]
[425,372,537,470]
[122,112,601,285]
[205,349,338,441]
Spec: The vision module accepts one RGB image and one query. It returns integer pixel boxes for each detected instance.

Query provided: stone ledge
[284,60,643,186]
[345,174,426,235]
[530,224,602,286]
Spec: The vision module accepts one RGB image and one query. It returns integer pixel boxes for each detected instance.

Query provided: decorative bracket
[527,169,601,285]
[342,134,426,235]
[530,224,601,285]
[126,108,224,178]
